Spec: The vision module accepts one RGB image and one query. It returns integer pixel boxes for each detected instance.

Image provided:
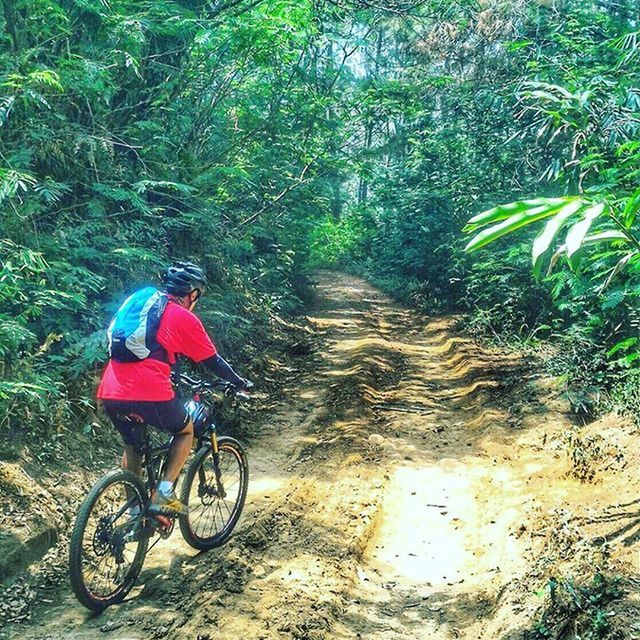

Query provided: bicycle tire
[69,469,149,611]
[179,436,249,550]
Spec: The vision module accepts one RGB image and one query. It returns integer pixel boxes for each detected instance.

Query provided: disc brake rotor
[198,483,221,506]
[92,517,113,557]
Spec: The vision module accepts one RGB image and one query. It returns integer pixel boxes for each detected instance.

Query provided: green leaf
[465,200,577,253]
[545,230,628,275]
[622,188,640,229]
[614,352,640,368]
[132,180,195,195]
[0,169,37,203]
[532,200,584,269]
[598,251,639,292]
[565,202,606,259]
[507,40,533,52]
[28,70,64,92]
[111,247,162,263]
[0,96,15,127]
[582,231,628,243]
[464,198,568,232]
[601,289,625,310]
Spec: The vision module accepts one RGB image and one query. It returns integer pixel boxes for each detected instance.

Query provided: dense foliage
[2,0,640,444]
[0,0,356,444]
[310,0,640,417]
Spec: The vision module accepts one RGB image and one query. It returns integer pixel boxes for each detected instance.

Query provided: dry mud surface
[4,272,640,639]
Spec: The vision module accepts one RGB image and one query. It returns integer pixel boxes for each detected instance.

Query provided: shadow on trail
[339,579,498,637]
[574,501,640,548]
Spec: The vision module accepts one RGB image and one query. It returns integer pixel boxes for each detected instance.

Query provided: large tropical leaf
[464,197,568,233]
[464,198,582,253]
[565,202,607,259]
[464,196,640,285]
[546,230,629,274]
[532,199,584,269]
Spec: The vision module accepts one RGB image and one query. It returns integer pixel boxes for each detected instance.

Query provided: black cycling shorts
[102,397,189,448]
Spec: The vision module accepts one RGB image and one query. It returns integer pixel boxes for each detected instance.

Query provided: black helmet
[162,261,208,296]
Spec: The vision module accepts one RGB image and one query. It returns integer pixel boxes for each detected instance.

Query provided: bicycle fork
[208,431,227,499]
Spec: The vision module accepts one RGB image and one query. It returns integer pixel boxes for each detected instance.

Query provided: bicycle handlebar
[174,372,250,398]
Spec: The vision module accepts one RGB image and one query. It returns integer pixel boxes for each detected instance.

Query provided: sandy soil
[4,271,640,640]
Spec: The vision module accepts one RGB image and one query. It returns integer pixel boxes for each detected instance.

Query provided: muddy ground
[3,271,640,639]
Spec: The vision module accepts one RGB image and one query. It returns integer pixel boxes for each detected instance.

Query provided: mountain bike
[68,374,249,611]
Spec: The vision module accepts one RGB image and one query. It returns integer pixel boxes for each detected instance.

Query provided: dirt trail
[5,271,640,640]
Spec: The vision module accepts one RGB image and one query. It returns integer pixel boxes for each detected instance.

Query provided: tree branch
[236,156,320,229]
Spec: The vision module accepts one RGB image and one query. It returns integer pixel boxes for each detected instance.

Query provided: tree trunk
[1,0,19,51]
[358,29,383,206]
[358,121,373,205]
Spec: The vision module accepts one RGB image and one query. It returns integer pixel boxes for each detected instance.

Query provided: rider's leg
[162,419,194,483]
[148,420,193,515]
[102,402,144,478]
[120,445,144,519]
[122,445,142,476]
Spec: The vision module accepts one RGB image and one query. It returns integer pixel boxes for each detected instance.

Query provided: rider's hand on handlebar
[225,378,253,399]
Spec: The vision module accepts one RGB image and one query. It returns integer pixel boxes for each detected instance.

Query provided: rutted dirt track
[6,271,640,639]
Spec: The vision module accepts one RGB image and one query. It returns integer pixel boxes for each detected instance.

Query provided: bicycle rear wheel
[179,436,248,550]
[69,469,149,611]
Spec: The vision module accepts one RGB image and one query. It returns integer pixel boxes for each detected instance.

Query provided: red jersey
[97,300,217,401]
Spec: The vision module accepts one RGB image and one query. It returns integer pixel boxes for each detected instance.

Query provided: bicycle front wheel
[179,436,248,550]
[69,469,149,611]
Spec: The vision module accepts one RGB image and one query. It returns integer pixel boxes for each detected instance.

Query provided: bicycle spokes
[184,442,245,545]
[78,479,145,600]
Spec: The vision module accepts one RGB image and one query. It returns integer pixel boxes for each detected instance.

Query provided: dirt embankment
[3,271,640,640]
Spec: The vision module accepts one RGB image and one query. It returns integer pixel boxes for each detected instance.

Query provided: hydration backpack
[107,287,168,362]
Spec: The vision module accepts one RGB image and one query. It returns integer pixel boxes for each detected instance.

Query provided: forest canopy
[1,0,639,441]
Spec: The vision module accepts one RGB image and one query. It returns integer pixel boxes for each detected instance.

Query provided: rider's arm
[202,354,248,388]
[158,304,249,388]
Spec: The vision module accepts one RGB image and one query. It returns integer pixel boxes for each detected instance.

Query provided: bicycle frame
[118,370,242,539]
[108,428,175,543]
[120,397,223,534]
[140,432,171,492]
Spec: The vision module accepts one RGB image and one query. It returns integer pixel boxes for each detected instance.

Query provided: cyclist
[97,261,252,516]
